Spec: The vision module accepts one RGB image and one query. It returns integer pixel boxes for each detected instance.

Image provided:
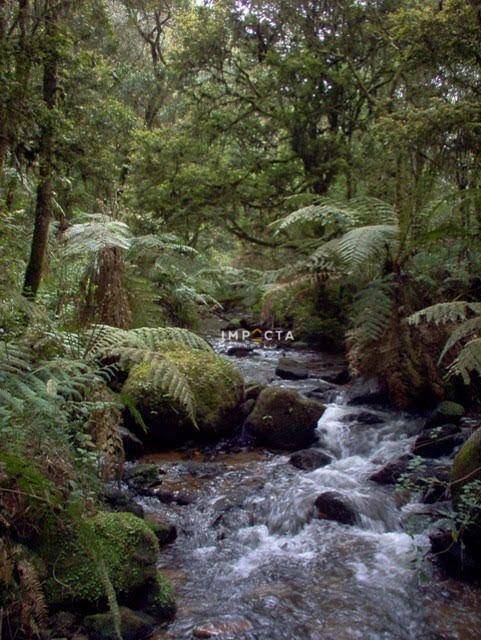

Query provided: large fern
[408,301,481,382]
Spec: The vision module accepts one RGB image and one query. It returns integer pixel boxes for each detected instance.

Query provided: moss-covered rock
[245,387,325,450]
[83,607,155,640]
[123,346,244,446]
[451,428,481,502]
[142,571,176,621]
[426,401,465,429]
[43,511,159,608]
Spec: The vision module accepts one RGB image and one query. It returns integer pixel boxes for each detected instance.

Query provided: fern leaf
[408,302,481,326]
[439,316,481,363]
[336,225,398,266]
[448,338,481,384]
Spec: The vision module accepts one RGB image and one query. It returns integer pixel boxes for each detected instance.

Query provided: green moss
[123,346,244,437]
[143,571,176,621]
[451,428,481,502]
[43,511,159,607]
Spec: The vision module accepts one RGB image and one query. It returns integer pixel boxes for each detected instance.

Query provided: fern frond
[272,199,352,234]
[439,316,481,363]
[408,302,481,326]
[448,338,481,384]
[336,225,399,267]
[63,215,132,255]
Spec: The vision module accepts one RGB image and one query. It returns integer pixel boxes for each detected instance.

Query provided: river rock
[346,378,387,406]
[245,382,266,401]
[244,387,324,450]
[123,346,244,447]
[83,607,155,640]
[241,398,256,417]
[102,487,145,519]
[430,528,481,579]
[124,463,162,492]
[289,448,333,470]
[412,424,463,458]
[369,455,413,485]
[424,401,465,429]
[275,357,309,380]
[314,491,357,525]
[342,411,383,426]
[192,618,253,638]
[226,345,255,357]
[321,367,350,385]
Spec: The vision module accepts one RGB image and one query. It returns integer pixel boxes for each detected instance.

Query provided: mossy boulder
[83,607,155,640]
[42,511,160,609]
[451,428,481,502]
[123,346,244,447]
[245,387,325,450]
[425,401,465,429]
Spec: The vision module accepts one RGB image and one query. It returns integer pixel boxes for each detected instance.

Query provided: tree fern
[62,214,132,255]
[336,225,399,267]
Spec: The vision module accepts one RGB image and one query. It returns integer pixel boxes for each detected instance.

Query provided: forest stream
[125,341,481,640]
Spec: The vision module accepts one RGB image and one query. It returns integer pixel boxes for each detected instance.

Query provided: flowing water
[137,342,481,640]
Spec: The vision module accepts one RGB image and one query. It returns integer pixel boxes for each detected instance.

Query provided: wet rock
[153,488,196,506]
[314,492,357,525]
[245,387,324,450]
[430,528,481,579]
[412,424,462,458]
[369,455,413,485]
[83,608,155,640]
[124,463,161,491]
[240,398,255,417]
[147,520,177,546]
[275,357,309,380]
[342,411,383,426]
[421,466,450,504]
[102,487,145,519]
[321,367,350,385]
[192,618,253,638]
[289,448,333,471]
[226,345,255,357]
[119,425,144,458]
[305,381,338,401]
[346,378,387,406]
[245,382,266,401]
[424,401,465,429]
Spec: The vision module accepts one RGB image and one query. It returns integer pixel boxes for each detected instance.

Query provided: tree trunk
[23,1,58,298]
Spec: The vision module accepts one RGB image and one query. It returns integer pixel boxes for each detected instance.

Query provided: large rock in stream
[41,511,175,620]
[244,387,325,450]
[275,356,309,380]
[314,492,357,525]
[122,346,244,448]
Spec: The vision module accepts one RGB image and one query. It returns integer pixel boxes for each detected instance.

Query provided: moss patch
[42,511,159,607]
[123,346,244,443]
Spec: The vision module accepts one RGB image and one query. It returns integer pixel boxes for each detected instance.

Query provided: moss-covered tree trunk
[23,1,58,298]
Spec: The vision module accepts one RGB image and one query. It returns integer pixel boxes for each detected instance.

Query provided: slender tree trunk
[23,1,58,298]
